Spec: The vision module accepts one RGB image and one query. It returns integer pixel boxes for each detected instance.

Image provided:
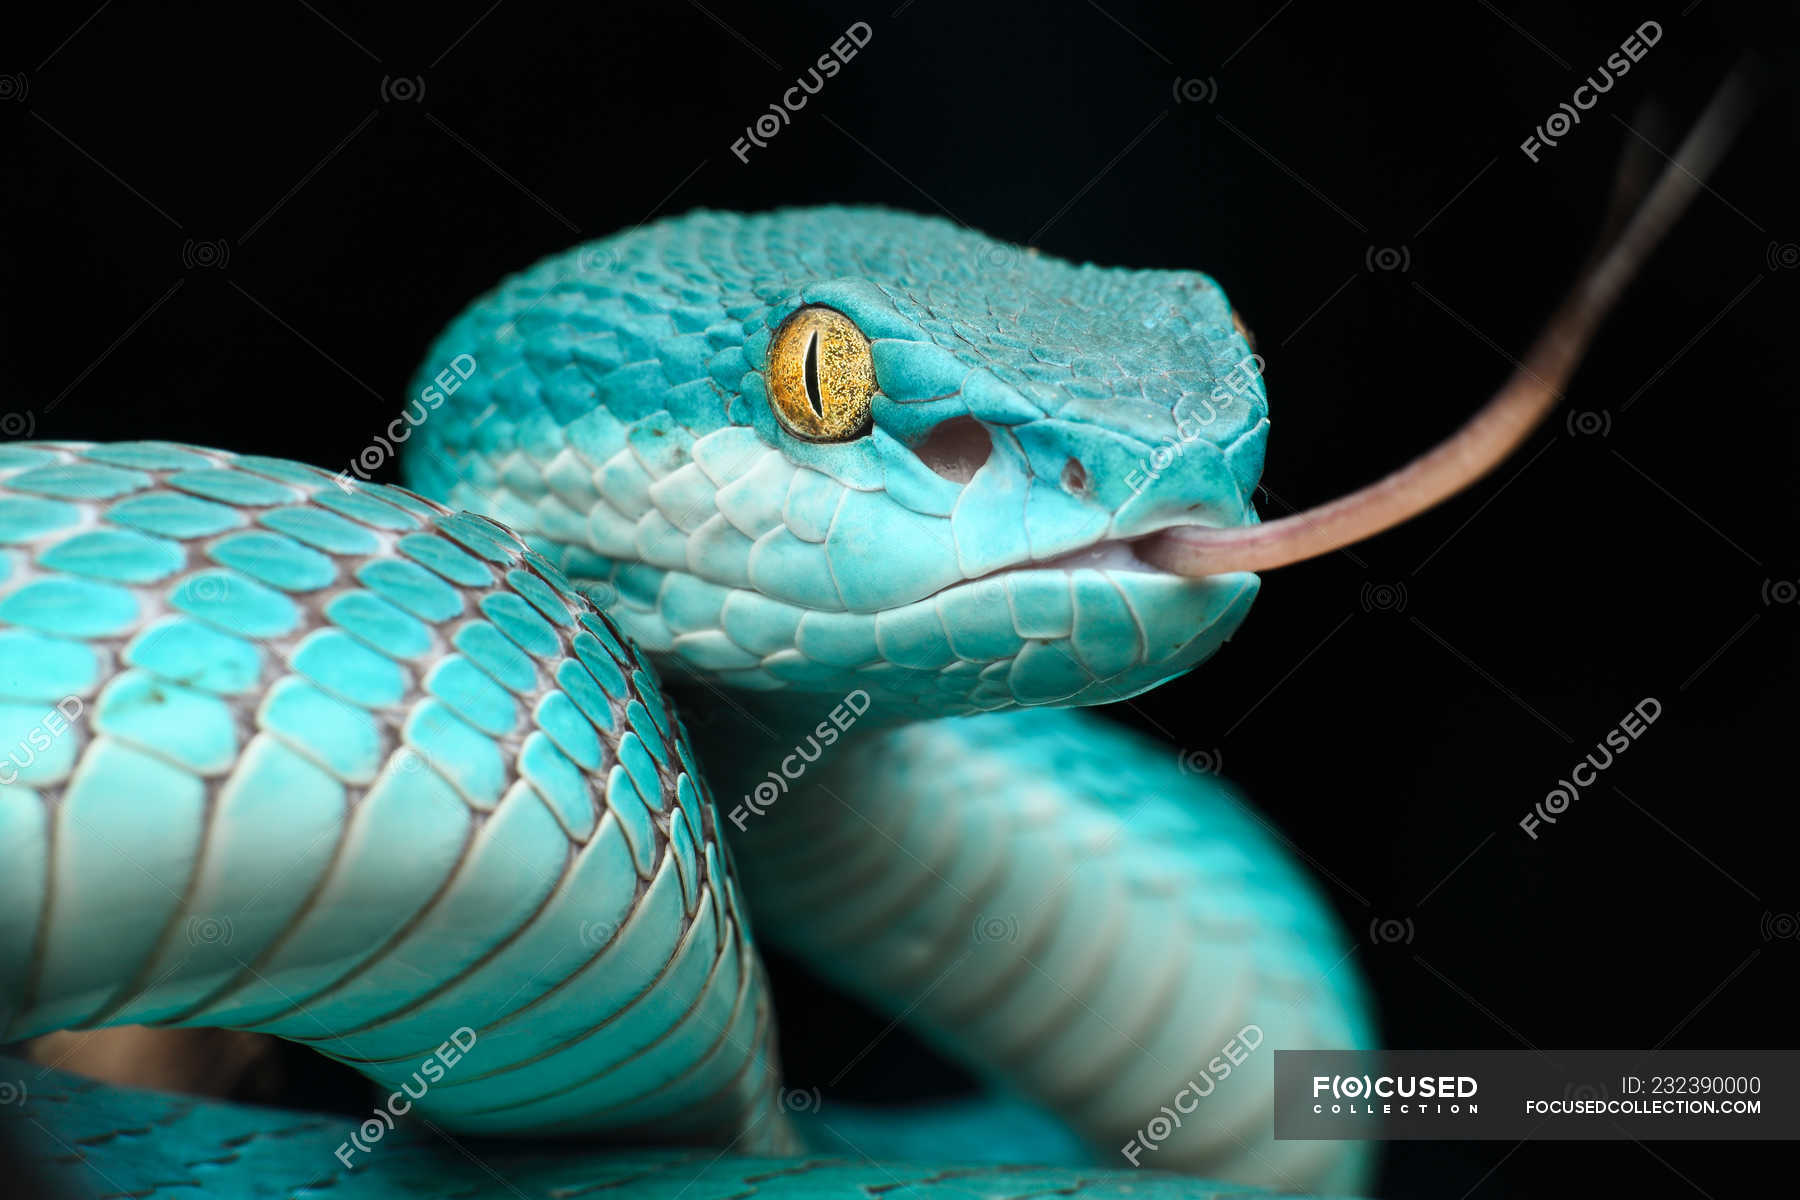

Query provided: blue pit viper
[0,83,1740,1200]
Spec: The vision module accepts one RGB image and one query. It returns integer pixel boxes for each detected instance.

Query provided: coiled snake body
[0,176,1722,1196]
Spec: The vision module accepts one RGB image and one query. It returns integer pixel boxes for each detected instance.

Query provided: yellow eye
[767,306,876,442]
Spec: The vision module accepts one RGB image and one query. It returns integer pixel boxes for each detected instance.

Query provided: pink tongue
[1133,72,1751,581]
[1134,524,1261,579]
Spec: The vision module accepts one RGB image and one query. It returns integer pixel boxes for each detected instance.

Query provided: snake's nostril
[1061,458,1089,495]
[912,416,992,485]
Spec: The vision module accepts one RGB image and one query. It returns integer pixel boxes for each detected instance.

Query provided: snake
[0,82,1739,1200]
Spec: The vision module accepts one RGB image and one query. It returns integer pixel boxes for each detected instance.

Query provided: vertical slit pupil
[803,330,824,418]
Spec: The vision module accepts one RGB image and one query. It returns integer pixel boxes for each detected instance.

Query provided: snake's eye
[767,306,876,442]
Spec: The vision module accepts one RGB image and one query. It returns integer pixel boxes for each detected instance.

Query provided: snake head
[408,207,1265,717]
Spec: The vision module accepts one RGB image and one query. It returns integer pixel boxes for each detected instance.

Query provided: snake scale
[0,90,1734,1198]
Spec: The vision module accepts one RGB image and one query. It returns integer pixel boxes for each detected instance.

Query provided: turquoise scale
[0,208,1384,1200]
[0,442,791,1154]
[9,1059,1330,1199]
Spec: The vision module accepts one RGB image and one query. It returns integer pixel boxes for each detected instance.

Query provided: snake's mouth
[1028,531,1235,578]
[917,527,1236,606]
[1132,524,1249,579]
[1022,535,1174,576]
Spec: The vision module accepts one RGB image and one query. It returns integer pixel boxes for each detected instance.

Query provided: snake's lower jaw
[1031,557,1261,706]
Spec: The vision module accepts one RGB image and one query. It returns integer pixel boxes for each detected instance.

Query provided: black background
[4,2,1795,1196]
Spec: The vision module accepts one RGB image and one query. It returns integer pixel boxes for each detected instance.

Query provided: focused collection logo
[1311,1073,1480,1116]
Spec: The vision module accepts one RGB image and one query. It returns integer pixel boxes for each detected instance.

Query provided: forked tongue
[1140,72,1753,579]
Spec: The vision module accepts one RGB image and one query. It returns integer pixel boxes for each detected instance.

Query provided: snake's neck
[670,685,923,822]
